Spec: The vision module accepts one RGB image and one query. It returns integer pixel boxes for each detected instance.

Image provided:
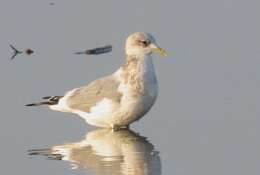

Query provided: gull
[26,32,167,129]
[28,129,161,175]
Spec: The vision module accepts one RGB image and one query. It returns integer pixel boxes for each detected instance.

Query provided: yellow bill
[152,47,167,56]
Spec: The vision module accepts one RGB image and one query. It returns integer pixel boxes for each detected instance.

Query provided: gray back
[67,75,122,112]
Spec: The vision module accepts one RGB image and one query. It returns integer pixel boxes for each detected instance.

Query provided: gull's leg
[111,124,130,132]
[111,124,119,131]
[123,125,129,129]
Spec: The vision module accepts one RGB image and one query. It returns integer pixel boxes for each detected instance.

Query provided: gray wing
[66,75,122,112]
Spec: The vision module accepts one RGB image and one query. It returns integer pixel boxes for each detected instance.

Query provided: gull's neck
[120,53,157,89]
[123,53,155,73]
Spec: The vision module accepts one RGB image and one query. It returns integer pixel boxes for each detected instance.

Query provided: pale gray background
[0,0,259,174]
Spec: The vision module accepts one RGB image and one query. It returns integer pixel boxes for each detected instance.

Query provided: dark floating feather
[10,44,22,60]
[25,49,34,55]
[9,45,34,59]
[75,45,112,55]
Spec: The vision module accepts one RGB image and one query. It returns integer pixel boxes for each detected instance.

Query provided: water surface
[0,0,259,175]
[29,129,161,175]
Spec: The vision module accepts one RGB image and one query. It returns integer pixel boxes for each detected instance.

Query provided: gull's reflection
[29,129,161,175]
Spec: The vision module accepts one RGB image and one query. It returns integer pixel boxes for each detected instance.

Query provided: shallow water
[28,129,161,175]
[0,0,259,175]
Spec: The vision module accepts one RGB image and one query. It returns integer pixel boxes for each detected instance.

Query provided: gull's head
[125,32,166,57]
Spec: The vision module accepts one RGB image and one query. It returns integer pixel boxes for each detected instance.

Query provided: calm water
[28,129,161,175]
[0,1,259,175]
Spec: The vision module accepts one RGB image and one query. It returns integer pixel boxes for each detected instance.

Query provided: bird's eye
[140,40,150,46]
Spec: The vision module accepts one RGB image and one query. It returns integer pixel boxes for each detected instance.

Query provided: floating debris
[75,45,112,55]
[25,48,34,55]
[10,45,34,59]
[10,44,23,60]
[49,2,55,5]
